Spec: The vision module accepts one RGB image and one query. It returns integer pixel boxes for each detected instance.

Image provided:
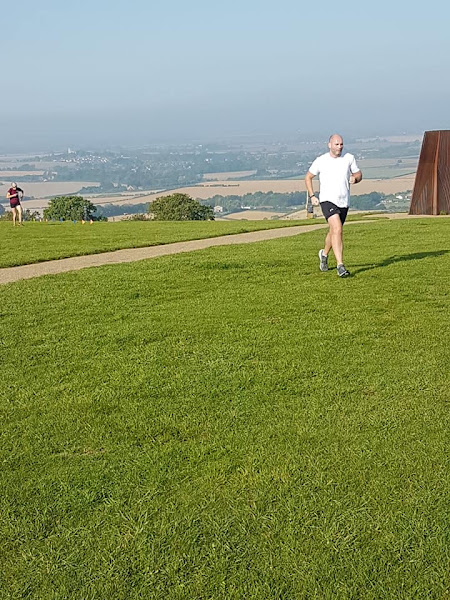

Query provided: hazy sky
[2,0,450,150]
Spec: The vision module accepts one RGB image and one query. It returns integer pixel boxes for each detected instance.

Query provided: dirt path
[1,214,444,285]
[1,223,331,285]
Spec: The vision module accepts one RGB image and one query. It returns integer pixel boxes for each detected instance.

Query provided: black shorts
[10,199,21,209]
[320,201,348,224]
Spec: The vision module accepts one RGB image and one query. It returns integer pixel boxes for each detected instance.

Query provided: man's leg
[319,220,339,272]
[17,205,23,224]
[318,231,332,271]
[12,207,17,226]
[327,213,344,265]
[324,230,332,256]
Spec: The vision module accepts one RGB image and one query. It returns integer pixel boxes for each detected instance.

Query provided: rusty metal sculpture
[409,130,450,215]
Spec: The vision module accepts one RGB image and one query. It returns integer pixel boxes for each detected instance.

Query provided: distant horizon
[0,112,428,155]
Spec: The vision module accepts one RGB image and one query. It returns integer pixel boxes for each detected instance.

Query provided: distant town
[0,134,421,220]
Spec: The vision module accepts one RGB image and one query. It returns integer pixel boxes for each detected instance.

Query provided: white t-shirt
[308,152,360,208]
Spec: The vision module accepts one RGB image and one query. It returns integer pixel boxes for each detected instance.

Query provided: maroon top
[8,186,23,207]
[8,187,22,197]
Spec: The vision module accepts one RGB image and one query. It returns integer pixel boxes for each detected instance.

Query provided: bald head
[328,134,344,158]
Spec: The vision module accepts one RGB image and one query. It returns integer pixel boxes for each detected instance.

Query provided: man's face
[328,136,344,157]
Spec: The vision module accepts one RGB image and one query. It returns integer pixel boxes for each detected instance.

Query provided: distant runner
[305,134,362,277]
[6,182,24,226]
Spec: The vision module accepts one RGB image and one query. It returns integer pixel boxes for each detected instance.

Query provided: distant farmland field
[0,160,72,169]
[357,158,417,168]
[0,157,417,213]
[0,171,45,177]
[203,170,257,180]
[116,176,417,207]
[357,157,418,180]
[8,175,416,214]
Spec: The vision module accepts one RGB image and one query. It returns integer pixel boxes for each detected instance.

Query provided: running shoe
[337,264,350,277]
[318,249,328,272]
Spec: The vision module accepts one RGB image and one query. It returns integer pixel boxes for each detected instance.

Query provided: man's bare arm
[305,171,319,205]
[349,170,362,184]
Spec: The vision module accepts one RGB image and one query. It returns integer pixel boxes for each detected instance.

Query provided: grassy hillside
[0,219,310,269]
[1,219,449,599]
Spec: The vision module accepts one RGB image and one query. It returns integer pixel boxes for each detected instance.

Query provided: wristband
[309,194,316,199]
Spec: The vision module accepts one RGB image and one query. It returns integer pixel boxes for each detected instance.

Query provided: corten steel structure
[409,130,450,215]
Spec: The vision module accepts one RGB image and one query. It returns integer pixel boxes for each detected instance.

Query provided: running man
[305,134,362,277]
[6,182,24,226]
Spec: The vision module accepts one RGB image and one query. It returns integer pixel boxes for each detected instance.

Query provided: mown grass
[0,215,380,269]
[1,219,449,599]
[0,219,311,268]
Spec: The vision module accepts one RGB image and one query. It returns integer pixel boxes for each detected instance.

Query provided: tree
[351,192,385,211]
[149,193,214,221]
[43,196,97,221]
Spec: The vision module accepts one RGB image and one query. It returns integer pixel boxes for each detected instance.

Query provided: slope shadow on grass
[351,250,449,275]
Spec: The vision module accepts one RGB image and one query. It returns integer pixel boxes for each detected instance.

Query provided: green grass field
[0,220,311,269]
[1,219,449,599]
